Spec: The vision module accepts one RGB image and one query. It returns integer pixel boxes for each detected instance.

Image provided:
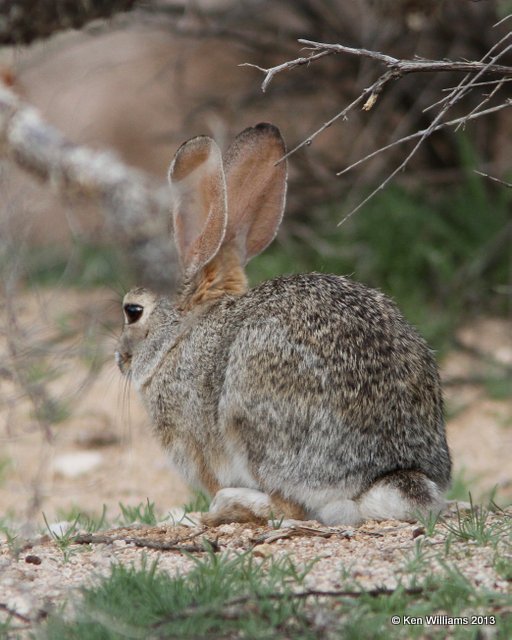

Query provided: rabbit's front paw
[201,488,271,526]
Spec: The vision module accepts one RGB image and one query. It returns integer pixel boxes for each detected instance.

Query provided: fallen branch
[0,602,31,624]
[0,83,178,289]
[73,530,220,553]
[152,585,427,627]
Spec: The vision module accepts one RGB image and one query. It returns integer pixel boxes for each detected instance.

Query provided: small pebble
[53,452,103,478]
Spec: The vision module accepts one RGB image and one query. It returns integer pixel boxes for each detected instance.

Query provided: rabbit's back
[218,273,450,499]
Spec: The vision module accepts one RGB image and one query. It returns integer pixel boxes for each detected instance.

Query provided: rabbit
[115,122,451,527]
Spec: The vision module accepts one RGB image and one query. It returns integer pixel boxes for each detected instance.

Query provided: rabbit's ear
[169,136,227,278]
[223,123,287,264]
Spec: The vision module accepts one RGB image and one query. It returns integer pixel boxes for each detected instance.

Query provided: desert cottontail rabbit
[116,123,451,526]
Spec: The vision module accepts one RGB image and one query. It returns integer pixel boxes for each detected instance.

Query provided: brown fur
[161,433,220,496]
[270,493,307,520]
[116,124,451,528]
[172,140,211,181]
[200,491,305,527]
[201,504,267,527]
[194,454,222,496]
[181,244,248,310]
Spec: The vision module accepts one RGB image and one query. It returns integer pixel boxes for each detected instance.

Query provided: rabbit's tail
[315,470,445,526]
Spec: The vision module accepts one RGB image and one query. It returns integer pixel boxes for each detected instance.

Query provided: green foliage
[0,516,19,555]
[41,551,317,640]
[14,241,129,289]
[42,513,82,563]
[118,499,158,526]
[446,469,475,502]
[32,397,70,425]
[56,505,109,534]
[0,457,11,487]
[183,490,211,514]
[248,171,511,350]
[493,552,512,581]
[484,374,512,401]
[442,496,507,546]
[415,509,442,538]
[40,544,512,640]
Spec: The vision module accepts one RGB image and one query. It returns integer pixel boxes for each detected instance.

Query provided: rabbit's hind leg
[201,488,271,526]
[201,487,307,526]
[313,499,364,526]
[358,470,445,522]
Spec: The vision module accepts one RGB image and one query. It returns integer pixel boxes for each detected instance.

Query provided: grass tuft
[118,499,159,526]
[182,490,211,514]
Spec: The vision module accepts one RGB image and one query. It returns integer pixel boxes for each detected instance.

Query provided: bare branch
[277,70,396,164]
[240,49,332,93]
[247,29,512,221]
[474,171,512,189]
[298,39,512,77]
[0,84,178,290]
[424,30,512,113]
[336,102,511,177]
[441,78,512,92]
[153,585,427,627]
[251,32,512,176]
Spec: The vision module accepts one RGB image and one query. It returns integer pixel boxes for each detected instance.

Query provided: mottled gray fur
[116,124,451,526]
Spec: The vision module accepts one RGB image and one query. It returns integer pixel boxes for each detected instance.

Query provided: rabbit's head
[116,123,287,385]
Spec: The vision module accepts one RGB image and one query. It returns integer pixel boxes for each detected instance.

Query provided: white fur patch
[294,484,359,513]
[313,499,363,526]
[358,485,412,521]
[215,444,258,489]
[359,478,444,521]
[209,488,271,518]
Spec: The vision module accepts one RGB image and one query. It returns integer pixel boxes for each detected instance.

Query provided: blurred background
[0,0,511,533]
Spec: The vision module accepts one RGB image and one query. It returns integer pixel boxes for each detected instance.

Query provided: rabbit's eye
[124,303,143,324]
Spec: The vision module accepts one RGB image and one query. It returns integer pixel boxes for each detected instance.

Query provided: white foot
[314,499,363,526]
[202,488,271,526]
[358,480,444,521]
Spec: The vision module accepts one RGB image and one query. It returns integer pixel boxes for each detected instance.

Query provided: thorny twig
[247,30,512,221]
[474,171,512,189]
[298,39,512,77]
[240,49,332,92]
[335,102,511,177]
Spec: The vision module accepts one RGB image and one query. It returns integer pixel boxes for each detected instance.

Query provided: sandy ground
[1,288,511,531]
[0,287,511,635]
[0,503,510,636]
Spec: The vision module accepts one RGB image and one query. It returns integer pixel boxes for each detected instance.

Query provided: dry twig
[0,602,31,624]
[247,32,512,220]
[152,585,427,627]
[73,530,220,553]
[474,171,512,189]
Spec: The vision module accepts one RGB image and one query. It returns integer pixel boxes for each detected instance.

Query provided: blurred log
[0,82,179,291]
[0,0,137,45]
